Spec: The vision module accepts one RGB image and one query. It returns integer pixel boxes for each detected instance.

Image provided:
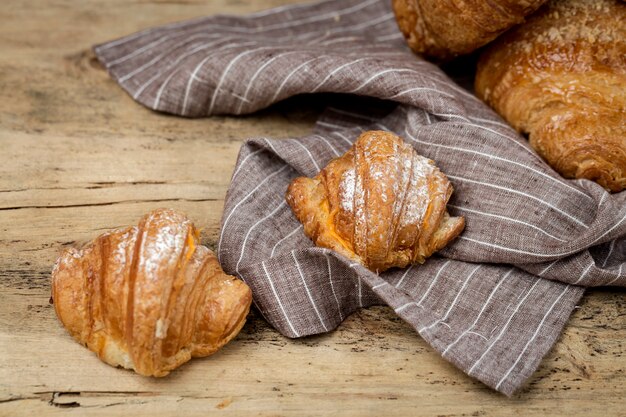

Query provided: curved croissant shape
[392,0,547,60]
[286,131,465,273]
[476,0,626,192]
[51,208,252,377]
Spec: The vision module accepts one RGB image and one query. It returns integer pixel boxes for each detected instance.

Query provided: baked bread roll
[51,208,252,377]
[475,0,626,192]
[286,131,465,273]
[392,0,548,60]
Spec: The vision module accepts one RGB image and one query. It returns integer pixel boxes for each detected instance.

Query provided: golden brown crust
[51,208,252,376]
[475,0,626,192]
[286,131,465,273]
[392,0,547,60]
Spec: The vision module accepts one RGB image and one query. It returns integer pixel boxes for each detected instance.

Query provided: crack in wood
[0,181,216,193]
[0,198,219,211]
[2,391,242,410]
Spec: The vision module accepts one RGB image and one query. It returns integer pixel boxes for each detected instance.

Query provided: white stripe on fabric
[419,265,482,333]
[447,175,588,228]
[416,260,451,306]
[495,285,571,390]
[372,282,388,290]
[218,165,289,260]
[324,252,344,321]
[538,259,559,276]
[108,35,172,67]
[606,264,623,286]
[459,236,577,258]
[442,268,513,356]
[118,34,224,84]
[313,135,341,157]
[589,211,626,246]
[133,36,227,98]
[292,251,329,331]
[332,131,354,146]
[293,139,321,172]
[358,276,363,307]
[310,58,369,92]
[431,113,469,122]
[572,262,594,285]
[348,68,419,93]
[180,41,260,115]
[448,204,567,242]
[602,240,617,267]
[208,46,276,114]
[374,123,392,132]
[270,224,303,257]
[261,261,300,337]
[235,201,288,273]
[271,57,326,103]
[394,264,415,288]
[467,331,488,341]
[395,302,418,313]
[468,280,542,375]
[231,148,264,181]
[375,32,404,41]
[386,87,455,100]
[318,36,361,46]
[154,68,180,110]
[262,137,281,156]
[236,51,303,113]
[467,115,512,130]
[119,53,168,84]
[182,57,220,115]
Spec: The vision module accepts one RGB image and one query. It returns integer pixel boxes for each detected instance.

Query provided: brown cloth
[94,0,626,396]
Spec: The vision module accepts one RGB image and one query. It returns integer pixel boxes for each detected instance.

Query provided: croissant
[286,131,465,273]
[51,208,252,377]
[392,0,548,60]
[475,0,626,192]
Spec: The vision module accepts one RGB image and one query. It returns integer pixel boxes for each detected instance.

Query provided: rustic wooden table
[1,0,625,416]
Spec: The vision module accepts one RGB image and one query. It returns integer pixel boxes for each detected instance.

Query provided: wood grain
[1,1,624,416]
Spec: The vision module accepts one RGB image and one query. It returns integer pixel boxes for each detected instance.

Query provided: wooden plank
[1,0,625,416]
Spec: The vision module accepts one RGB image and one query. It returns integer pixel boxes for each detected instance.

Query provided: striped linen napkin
[94,0,626,395]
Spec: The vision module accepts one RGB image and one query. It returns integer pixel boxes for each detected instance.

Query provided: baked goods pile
[286,131,465,273]
[393,0,626,192]
[53,0,626,377]
[51,208,252,376]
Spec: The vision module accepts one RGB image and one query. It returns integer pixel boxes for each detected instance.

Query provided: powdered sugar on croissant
[51,208,252,377]
[286,131,465,272]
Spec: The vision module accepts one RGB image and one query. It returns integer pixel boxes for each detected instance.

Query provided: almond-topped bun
[51,208,252,376]
[286,131,464,273]
[475,0,626,192]
[392,0,547,60]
